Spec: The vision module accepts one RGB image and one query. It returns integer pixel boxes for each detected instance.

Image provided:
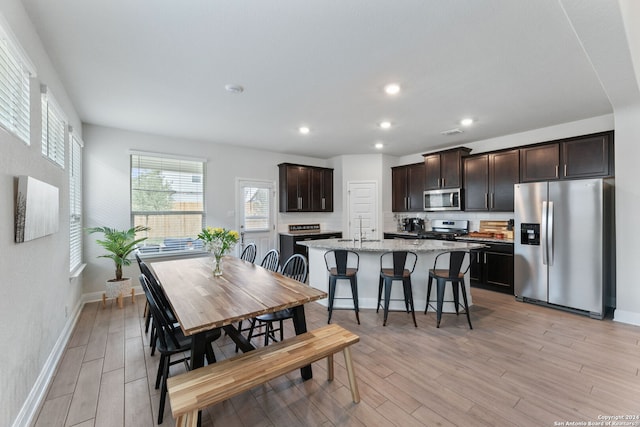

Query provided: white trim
[11,299,82,427]
[69,263,86,280]
[0,13,36,75]
[129,149,207,164]
[613,309,640,326]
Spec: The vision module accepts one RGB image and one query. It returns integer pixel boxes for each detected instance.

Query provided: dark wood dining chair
[240,243,257,263]
[247,254,308,346]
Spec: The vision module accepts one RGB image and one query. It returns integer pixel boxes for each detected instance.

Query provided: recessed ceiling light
[460,118,474,126]
[374,142,384,149]
[384,83,401,95]
[299,126,310,135]
[224,84,244,93]
[379,121,392,129]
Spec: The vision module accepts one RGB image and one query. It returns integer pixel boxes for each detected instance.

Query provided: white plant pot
[105,278,131,298]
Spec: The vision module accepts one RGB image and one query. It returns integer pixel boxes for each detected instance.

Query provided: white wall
[0,1,83,426]
[82,124,342,294]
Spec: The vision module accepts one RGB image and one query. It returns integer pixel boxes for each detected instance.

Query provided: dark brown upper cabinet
[392,162,425,212]
[464,149,520,212]
[423,147,471,190]
[520,131,613,182]
[278,163,334,212]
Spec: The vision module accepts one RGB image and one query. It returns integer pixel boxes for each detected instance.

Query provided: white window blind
[41,86,66,168]
[69,133,83,272]
[242,186,270,231]
[0,20,33,145]
[131,153,206,253]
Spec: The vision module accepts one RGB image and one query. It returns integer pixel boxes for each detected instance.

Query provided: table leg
[222,324,256,353]
[292,305,313,380]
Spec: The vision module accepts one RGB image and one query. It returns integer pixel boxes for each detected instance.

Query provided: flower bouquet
[197,227,239,276]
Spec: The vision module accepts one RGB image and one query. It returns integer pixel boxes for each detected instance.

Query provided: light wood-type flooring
[34,288,640,426]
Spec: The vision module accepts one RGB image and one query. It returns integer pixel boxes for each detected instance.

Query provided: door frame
[346,180,379,240]
[235,178,278,259]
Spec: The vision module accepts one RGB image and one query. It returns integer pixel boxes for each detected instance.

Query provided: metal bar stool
[378,251,418,327]
[424,250,473,329]
[324,250,360,324]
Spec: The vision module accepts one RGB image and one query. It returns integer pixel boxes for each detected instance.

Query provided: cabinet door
[484,251,514,291]
[520,144,560,182]
[284,166,301,211]
[391,167,409,212]
[490,150,519,211]
[407,163,426,211]
[463,155,489,211]
[311,168,333,212]
[469,249,483,284]
[440,150,462,188]
[562,135,610,178]
[424,154,441,190]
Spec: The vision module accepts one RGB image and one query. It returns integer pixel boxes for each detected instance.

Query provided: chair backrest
[139,274,182,349]
[260,249,280,272]
[281,254,308,283]
[138,260,174,316]
[380,251,418,276]
[324,250,359,275]
[240,243,257,263]
[433,251,469,278]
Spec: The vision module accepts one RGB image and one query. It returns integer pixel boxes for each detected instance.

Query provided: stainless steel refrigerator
[514,178,615,319]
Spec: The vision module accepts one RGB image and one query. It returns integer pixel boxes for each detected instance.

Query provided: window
[69,132,83,273]
[131,152,205,253]
[41,85,66,168]
[0,18,34,145]
[242,185,271,231]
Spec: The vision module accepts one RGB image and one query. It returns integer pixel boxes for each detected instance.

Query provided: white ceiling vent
[440,128,464,136]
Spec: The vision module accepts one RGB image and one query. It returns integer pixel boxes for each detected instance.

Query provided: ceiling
[21,0,617,158]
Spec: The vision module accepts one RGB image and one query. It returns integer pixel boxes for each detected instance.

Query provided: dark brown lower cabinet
[279,232,342,267]
[469,242,514,295]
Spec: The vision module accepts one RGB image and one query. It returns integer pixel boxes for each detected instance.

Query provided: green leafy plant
[87,226,150,281]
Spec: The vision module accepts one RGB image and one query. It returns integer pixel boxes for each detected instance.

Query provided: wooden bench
[167,323,360,427]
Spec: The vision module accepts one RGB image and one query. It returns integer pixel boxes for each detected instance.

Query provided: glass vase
[213,254,223,277]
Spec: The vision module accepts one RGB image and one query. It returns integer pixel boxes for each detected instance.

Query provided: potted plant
[87,225,150,306]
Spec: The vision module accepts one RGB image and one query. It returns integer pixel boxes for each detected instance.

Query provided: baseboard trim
[12,286,144,427]
[12,298,83,427]
[613,309,640,326]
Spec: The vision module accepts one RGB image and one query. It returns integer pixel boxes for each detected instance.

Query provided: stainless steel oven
[423,188,462,211]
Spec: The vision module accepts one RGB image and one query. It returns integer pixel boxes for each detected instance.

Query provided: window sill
[69,263,87,280]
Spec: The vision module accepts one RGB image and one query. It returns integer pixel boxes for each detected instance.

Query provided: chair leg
[205,343,216,364]
[452,280,460,315]
[377,276,384,313]
[278,320,284,342]
[383,278,392,326]
[403,278,417,327]
[351,276,360,325]
[155,354,164,389]
[436,278,446,328]
[328,277,336,324]
[459,280,473,329]
[246,318,257,345]
[424,276,433,314]
[158,354,171,424]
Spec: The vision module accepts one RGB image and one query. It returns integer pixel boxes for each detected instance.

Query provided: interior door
[347,181,378,240]
[236,179,276,262]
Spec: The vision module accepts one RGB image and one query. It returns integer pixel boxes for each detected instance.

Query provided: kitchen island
[299,238,485,316]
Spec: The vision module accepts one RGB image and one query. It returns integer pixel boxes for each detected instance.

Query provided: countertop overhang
[298,238,485,252]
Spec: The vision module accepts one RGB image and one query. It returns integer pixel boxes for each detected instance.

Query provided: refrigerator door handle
[547,201,554,266]
[541,201,548,265]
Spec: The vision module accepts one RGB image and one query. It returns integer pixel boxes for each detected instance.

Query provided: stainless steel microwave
[423,188,463,211]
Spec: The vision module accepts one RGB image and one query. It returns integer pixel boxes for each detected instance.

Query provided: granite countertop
[456,236,514,244]
[298,238,485,252]
[383,231,421,237]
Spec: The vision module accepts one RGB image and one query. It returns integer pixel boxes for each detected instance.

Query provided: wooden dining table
[149,255,327,380]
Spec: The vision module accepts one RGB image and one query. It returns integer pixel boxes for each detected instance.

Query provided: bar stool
[378,251,418,327]
[424,251,473,329]
[324,250,360,324]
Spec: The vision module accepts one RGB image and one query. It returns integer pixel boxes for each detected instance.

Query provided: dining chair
[235,249,281,352]
[240,242,257,263]
[247,254,308,346]
[140,274,221,424]
[260,248,280,272]
[134,251,152,333]
[324,249,360,324]
[378,251,418,327]
[424,250,473,329]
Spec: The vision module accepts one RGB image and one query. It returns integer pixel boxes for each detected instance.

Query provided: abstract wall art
[15,176,59,243]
